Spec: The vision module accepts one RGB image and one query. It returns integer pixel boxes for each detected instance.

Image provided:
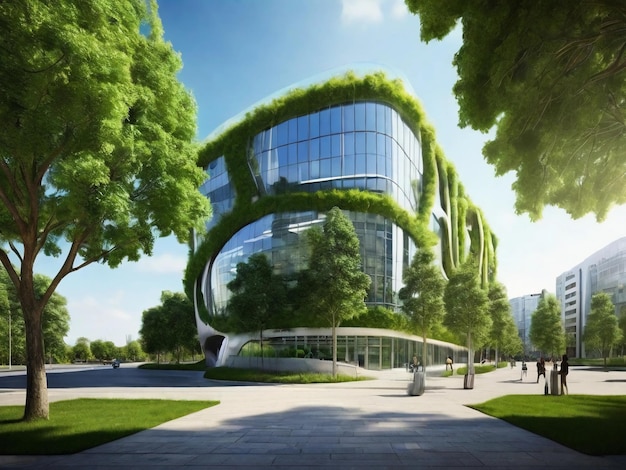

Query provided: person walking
[536,357,546,383]
[446,356,453,372]
[559,354,569,395]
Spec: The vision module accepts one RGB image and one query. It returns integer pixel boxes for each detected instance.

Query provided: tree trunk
[467,331,474,374]
[421,336,428,371]
[332,321,337,379]
[23,304,49,420]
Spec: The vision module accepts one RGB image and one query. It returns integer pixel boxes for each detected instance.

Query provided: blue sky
[41,0,626,347]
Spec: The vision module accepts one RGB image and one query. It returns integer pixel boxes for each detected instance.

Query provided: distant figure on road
[521,361,528,380]
[409,355,419,372]
[560,354,569,395]
[536,357,546,383]
[446,356,453,372]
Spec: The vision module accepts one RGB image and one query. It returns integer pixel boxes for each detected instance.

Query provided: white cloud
[390,0,409,19]
[341,0,408,25]
[341,0,383,24]
[134,252,186,274]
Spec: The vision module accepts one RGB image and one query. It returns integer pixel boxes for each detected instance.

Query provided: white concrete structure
[556,236,626,358]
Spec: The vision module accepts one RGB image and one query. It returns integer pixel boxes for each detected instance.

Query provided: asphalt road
[0,363,219,390]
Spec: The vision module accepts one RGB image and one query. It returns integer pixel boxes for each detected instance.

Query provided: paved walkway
[1,365,625,469]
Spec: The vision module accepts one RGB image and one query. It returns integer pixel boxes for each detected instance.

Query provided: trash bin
[407,367,425,396]
[463,373,474,389]
[550,367,560,395]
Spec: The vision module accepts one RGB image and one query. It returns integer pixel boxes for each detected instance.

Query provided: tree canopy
[583,292,622,366]
[0,0,210,420]
[529,293,565,358]
[140,291,198,364]
[305,207,371,377]
[399,248,445,367]
[406,0,626,221]
[443,261,491,374]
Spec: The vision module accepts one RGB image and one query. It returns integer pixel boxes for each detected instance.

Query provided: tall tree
[487,282,521,364]
[398,248,445,369]
[0,1,210,419]
[406,0,626,221]
[583,292,623,367]
[306,207,371,378]
[529,293,565,359]
[0,272,69,365]
[443,262,491,376]
[72,337,91,363]
[139,291,197,363]
[227,253,287,365]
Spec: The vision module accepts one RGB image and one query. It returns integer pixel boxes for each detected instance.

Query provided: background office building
[510,292,544,357]
[185,68,497,370]
[556,236,626,358]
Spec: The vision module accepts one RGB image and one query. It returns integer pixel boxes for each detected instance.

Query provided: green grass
[0,399,218,455]
[469,395,626,455]
[203,366,372,383]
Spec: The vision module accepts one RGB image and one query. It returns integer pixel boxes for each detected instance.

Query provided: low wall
[223,356,361,378]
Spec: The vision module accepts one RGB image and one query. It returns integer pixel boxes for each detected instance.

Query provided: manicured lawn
[469,395,626,455]
[203,366,372,383]
[0,398,218,455]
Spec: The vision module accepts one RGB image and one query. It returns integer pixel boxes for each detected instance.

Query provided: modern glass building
[509,292,544,357]
[556,236,626,358]
[185,68,497,370]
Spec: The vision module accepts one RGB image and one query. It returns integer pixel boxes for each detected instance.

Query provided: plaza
[1,365,625,468]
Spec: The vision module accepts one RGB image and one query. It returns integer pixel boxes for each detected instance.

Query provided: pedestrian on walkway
[536,357,546,383]
[560,354,569,395]
[521,361,528,380]
[446,356,453,372]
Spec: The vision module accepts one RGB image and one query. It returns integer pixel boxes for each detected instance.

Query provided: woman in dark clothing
[559,354,569,395]
[536,357,546,383]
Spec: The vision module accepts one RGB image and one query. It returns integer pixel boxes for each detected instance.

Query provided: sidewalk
[2,365,625,468]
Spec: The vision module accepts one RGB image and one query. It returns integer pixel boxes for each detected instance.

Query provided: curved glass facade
[250,102,422,212]
[201,101,422,317]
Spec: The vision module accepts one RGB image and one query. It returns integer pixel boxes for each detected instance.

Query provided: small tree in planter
[443,261,491,388]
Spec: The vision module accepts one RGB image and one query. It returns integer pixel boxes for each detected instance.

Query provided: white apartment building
[555,236,626,358]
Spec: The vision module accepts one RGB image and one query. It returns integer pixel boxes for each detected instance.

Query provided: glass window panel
[343,105,355,132]
[279,163,288,179]
[320,136,331,158]
[263,129,272,151]
[376,104,386,133]
[298,162,309,181]
[330,106,342,134]
[319,108,331,136]
[331,157,341,175]
[288,143,297,165]
[310,111,320,138]
[331,134,341,157]
[288,164,297,182]
[343,178,355,189]
[386,135,392,157]
[288,118,298,143]
[297,115,309,141]
[277,121,289,146]
[278,146,289,166]
[355,132,366,154]
[343,154,355,175]
[366,102,376,131]
[385,105,392,135]
[344,132,354,156]
[320,158,331,178]
[355,154,366,174]
[354,103,366,131]
[377,133,386,156]
[310,138,320,160]
[366,132,377,154]
[367,153,377,173]
[377,155,386,175]
[310,159,319,179]
[298,141,308,163]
